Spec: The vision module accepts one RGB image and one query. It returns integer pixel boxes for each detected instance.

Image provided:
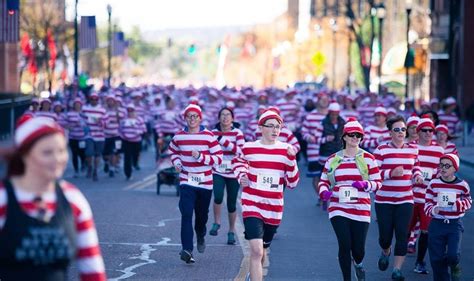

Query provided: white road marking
[123,174,156,190]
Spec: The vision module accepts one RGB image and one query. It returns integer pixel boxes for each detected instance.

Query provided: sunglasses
[420,128,434,133]
[261,124,281,130]
[392,127,407,133]
[439,163,453,169]
[346,133,363,139]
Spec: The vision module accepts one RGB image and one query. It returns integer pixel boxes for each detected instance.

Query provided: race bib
[164,112,174,121]
[420,167,433,181]
[78,141,86,149]
[187,173,205,186]
[115,140,122,150]
[256,173,280,190]
[217,160,231,173]
[438,192,456,208]
[339,186,358,203]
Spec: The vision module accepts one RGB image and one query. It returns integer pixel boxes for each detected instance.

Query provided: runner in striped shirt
[409,117,444,274]
[301,92,329,203]
[435,124,458,155]
[66,98,87,177]
[53,102,68,128]
[119,104,146,180]
[169,104,223,264]
[244,106,266,141]
[82,93,107,181]
[35,99,57,121]
[0,116,106,281]
[318,118,381,281]
[232,109,299,281]
[361,107,391,152]
[209,108,245,245]
[425,154,471,281]
[373,115,424,281]
[103,95,125,178]
[275,89,301,133]
[438,97,461,135]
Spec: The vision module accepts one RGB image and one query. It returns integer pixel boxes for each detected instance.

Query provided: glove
[351,181,368,191]
[320,190,333,202]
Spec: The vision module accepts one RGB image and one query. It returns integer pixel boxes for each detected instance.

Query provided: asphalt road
[61,149,474,281]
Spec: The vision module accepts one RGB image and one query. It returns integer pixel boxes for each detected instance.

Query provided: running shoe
[227,232,236,245]
[209,223,220,236]
[180,250,195,264]
[391,269,405,281]
[378,251,390,271]
[451,264,461,281]
[407,243,416,254]
[414,261,429,274]
[197,236,206,253]
[354,262,366,281]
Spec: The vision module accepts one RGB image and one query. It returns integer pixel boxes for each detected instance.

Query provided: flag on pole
[47,30,57,70]
[0,0,20,42]
[79,16,97,49]
[112,31,126,56]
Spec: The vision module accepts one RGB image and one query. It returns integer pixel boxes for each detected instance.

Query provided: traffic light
[188,44,196,55]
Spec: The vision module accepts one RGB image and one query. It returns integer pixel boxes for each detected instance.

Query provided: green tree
[127,26,162,65]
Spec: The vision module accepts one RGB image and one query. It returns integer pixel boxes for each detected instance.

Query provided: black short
[307,161,324,178]
[243,217,279,248]
[103,136,121,156]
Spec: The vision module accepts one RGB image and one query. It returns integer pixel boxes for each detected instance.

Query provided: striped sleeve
[62,182,106,281]
[169,136,182,167]
[197,133,223,166]
[285,150,299,189]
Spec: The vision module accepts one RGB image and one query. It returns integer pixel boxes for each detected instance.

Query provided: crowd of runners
[0,83,471,281]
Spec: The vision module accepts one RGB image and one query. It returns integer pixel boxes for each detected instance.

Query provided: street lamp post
[377,4,386,95]
[405,0,412,99]
[330,18,337,90]
[73,0,79,78]
[346,17,352,92]
[107,4,112,87]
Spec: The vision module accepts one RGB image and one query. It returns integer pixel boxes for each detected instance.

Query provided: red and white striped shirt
[319,150,382,223]
[82,105,107,141]
[66,111,86,140]
[234,107,252,130]
[56,113,68,128]
[245,119,259,141]
[412,141,444,203]
[154,109,181,137]
[232,140,300,225]
[361,125,391,152]
[340,109,359,121]
[35,111,58,122]
[119,117,146,142]
[373,143,422,204]
[302,110,326,162]
[438,111,460,134]
[169,128,223,190]
[425,177,471,219]
[358,105,377,127]
[439,141,458,155]
[104,110,125,138]
[276,98,301,131]
[255,127,301,153]
[0,181,106,281]
[212,128,245,178]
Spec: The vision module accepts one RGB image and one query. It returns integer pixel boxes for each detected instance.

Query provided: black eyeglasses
[392,127,407,133]
[186,114,200,120]
[346,133,363,139]
[261,124,281,130]
[439,163,453,169]
[420,128,434,133]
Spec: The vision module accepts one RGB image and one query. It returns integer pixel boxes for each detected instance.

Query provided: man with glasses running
[233,109,299,281]
[169,104,223,264]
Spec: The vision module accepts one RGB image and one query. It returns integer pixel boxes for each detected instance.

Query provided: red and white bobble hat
[435,124,449,134]
[444,96,456,106]
[73,97,83,105]
[374,106,388,116]
[406,114,420,127]
[441,153,460,171]
[14,116,64,149]
[343,117,364,136]
[258,109,282,126]
[328,102,341,113]
[267,106,281,115]
[183,104,202,119]
[417,115,435,132]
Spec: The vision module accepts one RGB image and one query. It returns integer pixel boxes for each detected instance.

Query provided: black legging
[68,139,86,172]
[123,140,141,178]
[375,203,413,256]
[330,216,369,281]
